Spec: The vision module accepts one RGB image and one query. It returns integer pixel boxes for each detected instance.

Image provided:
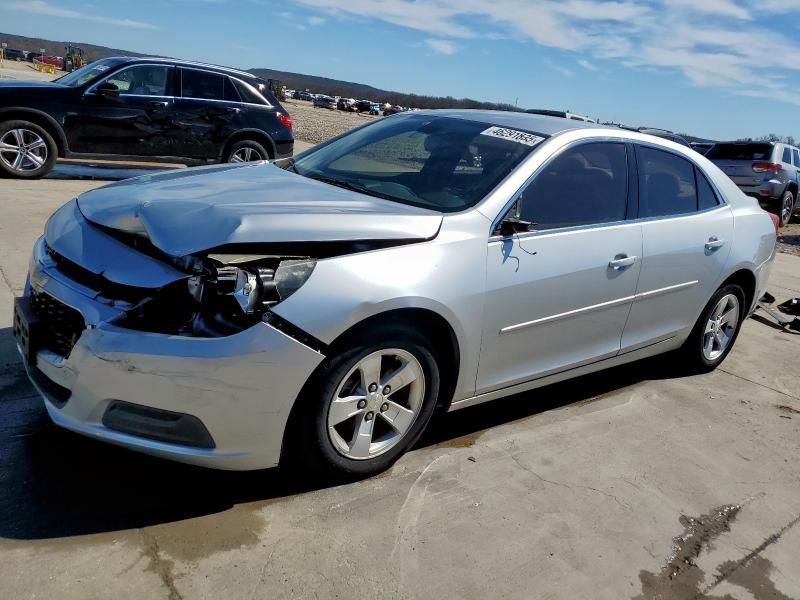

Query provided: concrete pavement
[1,171,799,600]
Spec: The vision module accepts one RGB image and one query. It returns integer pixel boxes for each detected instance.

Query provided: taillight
[768,212,780,233]
[277,112,292,129]
[752,162,781,173]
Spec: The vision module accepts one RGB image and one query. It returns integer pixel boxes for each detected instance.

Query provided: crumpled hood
[77,162,443,257]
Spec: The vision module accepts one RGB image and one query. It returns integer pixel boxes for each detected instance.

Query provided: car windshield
[54,60,116,87]
[706,143,773,161]
[291,114,544,212]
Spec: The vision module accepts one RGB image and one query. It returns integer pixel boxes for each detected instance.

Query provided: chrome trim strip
[499,280,699,335]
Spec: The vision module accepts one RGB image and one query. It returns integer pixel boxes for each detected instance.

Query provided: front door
[477,142,642,394]
[621,145,734,351]
[66,64,176,156]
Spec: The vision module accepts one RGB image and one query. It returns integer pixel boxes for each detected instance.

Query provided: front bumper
[18,236,324,470]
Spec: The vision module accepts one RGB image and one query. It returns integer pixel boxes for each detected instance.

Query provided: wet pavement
[0,175,799,599]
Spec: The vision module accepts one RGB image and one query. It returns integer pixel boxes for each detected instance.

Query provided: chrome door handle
[705,237,725,251]
[148,100,169,109]
[608,255,637,270]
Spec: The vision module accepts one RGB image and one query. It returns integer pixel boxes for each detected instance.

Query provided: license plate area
[13,296,41,367]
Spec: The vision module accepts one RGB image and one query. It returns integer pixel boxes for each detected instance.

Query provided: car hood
[76,162,443,257]
[0,80,63,90]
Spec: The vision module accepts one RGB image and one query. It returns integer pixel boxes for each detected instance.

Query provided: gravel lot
[282,98,380,145]
[778,222,800,257]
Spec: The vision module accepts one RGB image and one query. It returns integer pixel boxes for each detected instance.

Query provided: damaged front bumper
[17,236,324,470]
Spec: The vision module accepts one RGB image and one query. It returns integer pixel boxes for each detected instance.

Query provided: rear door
[621,145,733,351]
[173,68,244,159]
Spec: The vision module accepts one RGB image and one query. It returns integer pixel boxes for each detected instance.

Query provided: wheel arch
[220,129,276,161]
[0,107,68,156]
[719,268,757,313]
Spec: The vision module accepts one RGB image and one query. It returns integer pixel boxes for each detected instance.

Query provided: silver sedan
[14,111,777,475]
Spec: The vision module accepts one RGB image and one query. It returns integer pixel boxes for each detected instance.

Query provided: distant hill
[0,32,148,62]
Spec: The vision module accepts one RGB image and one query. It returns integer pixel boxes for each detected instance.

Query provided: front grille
[30,289,86,357]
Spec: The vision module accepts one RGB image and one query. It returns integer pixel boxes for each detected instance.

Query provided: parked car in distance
[637,128,691,148]
[353,100,373,113]
[691,142,715,156]
[32,54,62,67]
[707,141,799,226]
[0,56,294,179]
[313,94,336,109]
[383,105,404,116]
[525,108,596,123]
[369,103,382,115]
[2,48,27,61]
[337,97,355,111]
[14,111,777,476]
[296,91,313,101]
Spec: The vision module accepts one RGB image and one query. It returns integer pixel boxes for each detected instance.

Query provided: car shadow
[0,323,690,541]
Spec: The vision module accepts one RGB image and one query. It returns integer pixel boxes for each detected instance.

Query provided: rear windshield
[706,143,773,161]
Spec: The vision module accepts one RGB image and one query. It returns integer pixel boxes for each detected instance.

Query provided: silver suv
[708,141,799,226]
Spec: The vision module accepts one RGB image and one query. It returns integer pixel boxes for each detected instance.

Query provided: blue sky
[1,0,799,140]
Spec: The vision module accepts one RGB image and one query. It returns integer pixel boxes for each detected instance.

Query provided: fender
[0,106,70,154]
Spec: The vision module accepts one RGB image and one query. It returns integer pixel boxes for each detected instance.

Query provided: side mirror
[95,82,120,97]
[498,197,533,236]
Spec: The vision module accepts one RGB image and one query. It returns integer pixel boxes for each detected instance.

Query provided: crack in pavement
[718,367,800,402]
[140,529,183,600]
[0,263,14,294]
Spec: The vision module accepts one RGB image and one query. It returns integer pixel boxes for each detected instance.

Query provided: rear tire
[0,120,57,179]
[291,325,440,478]
[225,139,269,163]
[679,284,746,373]
[778,190,795,227]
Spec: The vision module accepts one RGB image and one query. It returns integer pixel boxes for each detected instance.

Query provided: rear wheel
[225,139,269,163]
[779,190,795,227]
[0,120,57,179]
[680,284,746,372]
[293,325,440,477]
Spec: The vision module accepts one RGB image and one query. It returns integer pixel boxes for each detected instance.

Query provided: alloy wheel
[230,147,263,162]
[0,128,48,173]
[702,293,740,362]
[327,348,425,460]
[781,193,794,227]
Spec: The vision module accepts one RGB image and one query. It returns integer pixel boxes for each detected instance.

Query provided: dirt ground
[778,221,800,257]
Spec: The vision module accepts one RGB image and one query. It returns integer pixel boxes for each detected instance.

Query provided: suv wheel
[779,190,796,227]
[680,284,745,373]
[226,140,269,163]
[0,120,57,179]
[293,325,440,477]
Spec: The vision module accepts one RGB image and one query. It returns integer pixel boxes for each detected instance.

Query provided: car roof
[112,56,261,81]
[409,109,605,136]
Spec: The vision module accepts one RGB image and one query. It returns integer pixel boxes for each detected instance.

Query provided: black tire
[777,190,795,227]
[225,139,269,163]
[291,325,440,478]
[0,120,57,179]
[679,284,746,373]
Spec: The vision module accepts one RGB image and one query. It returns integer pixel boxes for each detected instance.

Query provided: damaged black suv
[0,56,294,179]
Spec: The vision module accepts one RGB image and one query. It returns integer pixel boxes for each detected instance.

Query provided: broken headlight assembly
[116,256,316,337]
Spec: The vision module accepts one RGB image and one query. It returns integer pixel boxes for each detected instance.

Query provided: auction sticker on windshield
[480,127,544,147]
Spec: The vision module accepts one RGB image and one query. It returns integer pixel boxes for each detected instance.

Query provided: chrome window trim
[488,136,730,240]
[499,280,699,335]
[85,62,174,97]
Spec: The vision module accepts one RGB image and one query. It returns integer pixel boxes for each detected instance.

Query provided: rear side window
[706,143,773,161]
[181,69,224,100]
[518,142,629,230]
[638,146,697,217]
[696,171,720,211]
[233,78,268,105]
[782,147,792,164]
[793,149,800,167]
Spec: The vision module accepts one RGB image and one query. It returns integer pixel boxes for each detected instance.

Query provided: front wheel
[680,284,746,372]
[294,326,440,477]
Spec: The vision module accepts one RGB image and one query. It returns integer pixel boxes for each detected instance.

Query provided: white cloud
[307,15,326,25]
[578,59,597,71]
[426,38,459,55]
[3,0,156,29]
[292,0,800,106]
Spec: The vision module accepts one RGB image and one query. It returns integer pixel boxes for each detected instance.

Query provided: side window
[517,142,629,230]
[638,146,697,217]
[782,147,792,164]
[181,69,224,100]
[793,149,800,167]
[696,170,720,211]
[233,79,268,105]
[223,77,241,102]
[106,65,169,96]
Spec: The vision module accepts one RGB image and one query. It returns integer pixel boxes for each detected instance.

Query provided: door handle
[148,100,169,109]
[224,106,241,113]
[705,237,725,251]
[608,255,637,270]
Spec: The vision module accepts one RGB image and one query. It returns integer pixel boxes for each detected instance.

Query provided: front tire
[0,120,57,179]
[680,284,746,372]
[294,325,440,477]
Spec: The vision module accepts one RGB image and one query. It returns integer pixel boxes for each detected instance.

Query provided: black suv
[0,56,294,178]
